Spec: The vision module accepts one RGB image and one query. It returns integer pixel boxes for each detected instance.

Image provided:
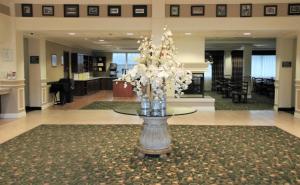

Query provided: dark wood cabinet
[96,57,106,72]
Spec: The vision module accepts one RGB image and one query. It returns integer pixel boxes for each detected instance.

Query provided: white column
[224,50,232,78]
[275,38,296,111]
[27,37,48,109]
[294,33,300,118]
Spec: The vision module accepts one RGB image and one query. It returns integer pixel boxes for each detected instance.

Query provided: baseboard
[278,107,295,115]
[26,106,42,111]
[0,111,26,119]
[278,107,295,112]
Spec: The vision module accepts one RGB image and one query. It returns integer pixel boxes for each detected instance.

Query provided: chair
[232,82,248,103]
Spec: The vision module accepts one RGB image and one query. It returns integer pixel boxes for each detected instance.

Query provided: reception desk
[73,77,117,96]
[113,80,134,97]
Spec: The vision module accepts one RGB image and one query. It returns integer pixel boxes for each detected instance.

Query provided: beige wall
[46,41,68,82]
[174,36,205,64]
[46,41,92,82]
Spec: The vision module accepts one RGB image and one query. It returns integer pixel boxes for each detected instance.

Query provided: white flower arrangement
[120,26,192,99]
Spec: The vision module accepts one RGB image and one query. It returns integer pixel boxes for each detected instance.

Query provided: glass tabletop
[114,106,197,117]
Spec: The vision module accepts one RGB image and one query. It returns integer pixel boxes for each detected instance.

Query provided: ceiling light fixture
[68,32,76,36]
[99,39,105,42]
[126,33,134,36]
[185,32,192,35]
[243,32,251,36]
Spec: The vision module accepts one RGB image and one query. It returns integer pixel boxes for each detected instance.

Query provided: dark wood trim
[252,50,276,55]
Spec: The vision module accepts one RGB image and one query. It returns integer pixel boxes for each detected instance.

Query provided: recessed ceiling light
[126,33,134,36]
[243,32,251,36]
[99,39,105,42]
[68,32,76,36]
[185,32,192,35]
[253,44,265,47]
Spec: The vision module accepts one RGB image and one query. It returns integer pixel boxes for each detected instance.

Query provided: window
[251,55,276,78]
[112,52,139,77]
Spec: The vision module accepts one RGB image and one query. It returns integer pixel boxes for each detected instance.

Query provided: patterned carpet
[1,125,300,185]
[82,101,139,110]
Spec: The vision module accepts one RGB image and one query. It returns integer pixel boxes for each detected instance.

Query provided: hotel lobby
[1,0,300,184]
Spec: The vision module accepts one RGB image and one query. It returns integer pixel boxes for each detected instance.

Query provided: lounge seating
[232,82,248,103]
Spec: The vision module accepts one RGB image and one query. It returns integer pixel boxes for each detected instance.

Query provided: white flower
[119,26,192,99]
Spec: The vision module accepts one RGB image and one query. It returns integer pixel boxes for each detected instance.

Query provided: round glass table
[114,106,197,158]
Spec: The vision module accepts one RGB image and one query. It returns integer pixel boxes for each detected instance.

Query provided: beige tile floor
[1,91,300,144]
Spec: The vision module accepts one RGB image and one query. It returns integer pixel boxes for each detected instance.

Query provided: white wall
[0,14,15,79]
[174,36,205,64]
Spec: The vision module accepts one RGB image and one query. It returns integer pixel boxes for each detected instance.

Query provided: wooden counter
[113,80,134,97]
[73,77,117,96]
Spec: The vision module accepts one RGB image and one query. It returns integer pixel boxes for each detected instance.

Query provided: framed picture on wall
[264,5,277,16]
[288,4,300,15]
[30,56,39,64]
[21,4,33,17]
[64,4,80,17]
[108,5,121,16]
[240,4,252,17]
[191,5,205,16]
[42,5,54,16]
[170,5,180,17]
[216,4,227,17]
[51,55,57,67]
[87,6,99,16]
[133,5,147,17]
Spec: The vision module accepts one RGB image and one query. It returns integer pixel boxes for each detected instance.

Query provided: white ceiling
[24,30,294,52]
